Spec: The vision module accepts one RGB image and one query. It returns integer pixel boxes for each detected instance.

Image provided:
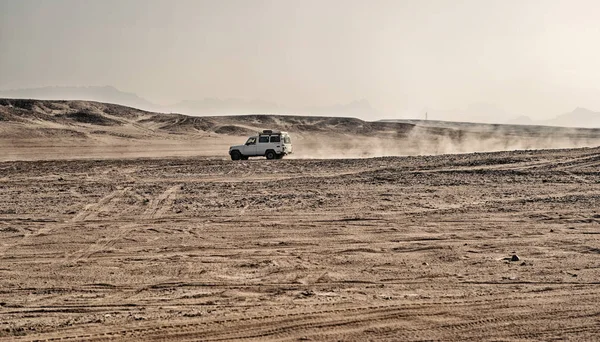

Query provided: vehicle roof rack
[260,129,281,134]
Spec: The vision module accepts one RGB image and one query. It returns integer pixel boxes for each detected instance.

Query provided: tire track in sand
[17,290,600,342]
[71,187,131,222]
[142,184,182,219]
[65,185,181,264]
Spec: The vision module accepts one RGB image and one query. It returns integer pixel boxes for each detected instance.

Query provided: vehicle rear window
[258,136,269,143]
[270,135,280,143]
[284,136,291,144]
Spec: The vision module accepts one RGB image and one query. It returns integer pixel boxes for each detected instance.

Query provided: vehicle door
[243,137,257,156]
[257,135,270,155]
[269,134,282,153]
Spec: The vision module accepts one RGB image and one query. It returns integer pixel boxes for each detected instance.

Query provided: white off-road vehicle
[229,130,293,160]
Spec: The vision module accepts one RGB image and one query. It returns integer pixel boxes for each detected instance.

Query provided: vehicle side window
[270,135,280,143]
[245,137,256,145]
[258,136,269,143]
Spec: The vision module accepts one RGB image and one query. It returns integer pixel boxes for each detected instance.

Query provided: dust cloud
[288,125,600,159]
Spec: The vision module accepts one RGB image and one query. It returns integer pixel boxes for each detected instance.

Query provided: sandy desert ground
[1,99,600,341]
[0,146,599,341]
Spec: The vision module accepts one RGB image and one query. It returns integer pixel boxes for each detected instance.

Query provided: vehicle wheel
[231,151,241,160]
[265,151,276,160]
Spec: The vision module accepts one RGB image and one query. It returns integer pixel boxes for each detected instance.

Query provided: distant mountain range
[503,108,600,128]
[421,103,600,128]
[543,107,600,128]
[1,86,598,128]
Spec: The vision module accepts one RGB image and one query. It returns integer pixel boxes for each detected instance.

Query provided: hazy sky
[1,0,600,119]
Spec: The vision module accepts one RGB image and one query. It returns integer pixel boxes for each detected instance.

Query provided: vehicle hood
[229,144,245,150]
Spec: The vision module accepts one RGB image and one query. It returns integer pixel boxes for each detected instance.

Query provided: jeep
[229,130,293,160]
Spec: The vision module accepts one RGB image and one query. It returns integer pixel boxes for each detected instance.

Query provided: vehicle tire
[231,151,241,160]
[265,151,276,160]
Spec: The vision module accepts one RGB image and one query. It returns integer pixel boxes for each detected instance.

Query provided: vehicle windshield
[245,137,256,145]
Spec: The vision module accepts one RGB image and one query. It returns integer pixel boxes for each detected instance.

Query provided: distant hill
[4,87,600,128]
[4,98,600,141]
[0,98,413,138]
[166,98,380,118]
[2,99,600,160]
[0,86,380,119]
[0,86,157,112]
